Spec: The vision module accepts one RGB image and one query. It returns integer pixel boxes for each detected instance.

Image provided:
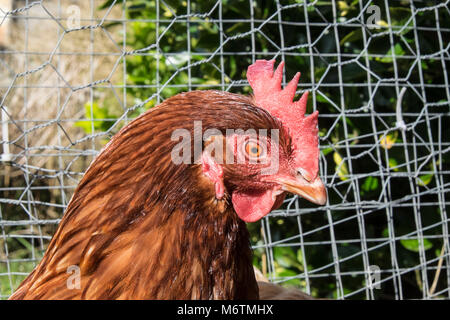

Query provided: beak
[275,175,327,205]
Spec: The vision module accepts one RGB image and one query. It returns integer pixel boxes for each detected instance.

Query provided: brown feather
[10,90,291,300]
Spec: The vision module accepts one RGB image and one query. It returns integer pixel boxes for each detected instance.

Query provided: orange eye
[245,141,262,158]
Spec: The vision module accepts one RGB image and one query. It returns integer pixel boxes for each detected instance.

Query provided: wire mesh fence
[0,0,449,300]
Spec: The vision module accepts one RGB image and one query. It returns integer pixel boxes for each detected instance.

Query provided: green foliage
[400,238,433,253]
[0,237,44,298]
[361,176,379,194]
[75,102,117,134]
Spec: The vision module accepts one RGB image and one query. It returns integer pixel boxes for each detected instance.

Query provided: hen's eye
[245,141,263,158]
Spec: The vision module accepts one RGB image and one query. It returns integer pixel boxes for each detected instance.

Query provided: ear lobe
[201,151,225,200]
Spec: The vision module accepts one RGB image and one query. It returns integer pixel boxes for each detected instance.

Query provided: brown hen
[10,60,326,300]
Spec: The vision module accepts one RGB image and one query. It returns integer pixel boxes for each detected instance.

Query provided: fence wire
[0,0,449,300]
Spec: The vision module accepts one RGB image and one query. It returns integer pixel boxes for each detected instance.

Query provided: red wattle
[231,189,285,223]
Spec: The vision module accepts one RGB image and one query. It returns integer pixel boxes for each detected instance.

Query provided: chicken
[9,60,326,300]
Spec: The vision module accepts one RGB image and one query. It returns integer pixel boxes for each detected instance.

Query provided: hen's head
[200,60,326,222]
[77,60,325,226]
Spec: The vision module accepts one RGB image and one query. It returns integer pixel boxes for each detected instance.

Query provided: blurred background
[0,0,449,299]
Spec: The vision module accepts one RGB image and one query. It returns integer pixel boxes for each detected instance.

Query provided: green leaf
[417,174,433,187]
[362,176,379,192]
[322,147,333,156]
[296,249,304,266]
[389,158,400,172]
[379,44,405,63]
[400,238,433,252]
[273,247,301,270]
[334,152,349,181]
[316,93,330,104]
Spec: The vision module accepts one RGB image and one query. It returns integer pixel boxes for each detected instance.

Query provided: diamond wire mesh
[0,0,449,300]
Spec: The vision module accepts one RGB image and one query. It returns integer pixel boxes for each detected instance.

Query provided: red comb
[247,60,319,180]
